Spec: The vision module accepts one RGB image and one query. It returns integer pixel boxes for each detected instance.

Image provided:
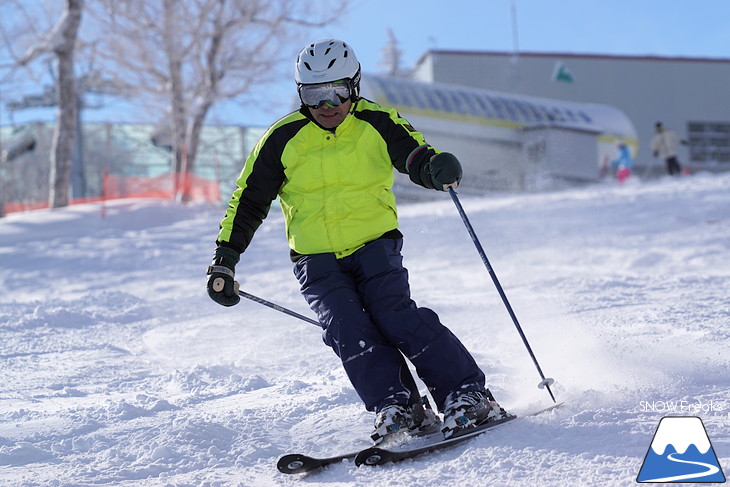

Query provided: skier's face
[307,98,352,129]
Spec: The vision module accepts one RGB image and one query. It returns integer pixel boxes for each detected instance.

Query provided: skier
[611,140,633,183]
[651,122,685,176]
[206,39,508,441]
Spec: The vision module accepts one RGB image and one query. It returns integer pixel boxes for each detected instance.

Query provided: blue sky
[314,0,730,71]
[240,0,730,125]
[3,0,730,127]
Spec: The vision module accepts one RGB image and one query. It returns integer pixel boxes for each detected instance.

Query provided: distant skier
[611,140,633,183]
[651,122,686,176]
[206,39,509,442]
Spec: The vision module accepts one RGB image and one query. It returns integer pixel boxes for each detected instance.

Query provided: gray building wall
[413,51,730,174]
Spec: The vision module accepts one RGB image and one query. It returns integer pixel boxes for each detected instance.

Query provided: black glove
[206,246,240,307]
[428,152,462,190]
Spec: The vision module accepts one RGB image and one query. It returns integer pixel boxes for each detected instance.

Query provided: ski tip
[355,447,389,467]
[277,454,315,474]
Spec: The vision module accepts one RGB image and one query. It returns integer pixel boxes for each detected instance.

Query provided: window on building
[687,121,730,164]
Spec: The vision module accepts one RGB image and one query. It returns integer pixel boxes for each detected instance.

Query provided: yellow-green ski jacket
[217,98,440,258]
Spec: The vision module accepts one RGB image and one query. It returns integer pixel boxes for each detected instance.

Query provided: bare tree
[378,28,404,78]
[49,0,83,208]
[91,0,347,201]
[2,0,84,208]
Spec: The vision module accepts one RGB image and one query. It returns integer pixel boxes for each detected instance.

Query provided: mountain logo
[637,416,725,483]
[551,61,575,83]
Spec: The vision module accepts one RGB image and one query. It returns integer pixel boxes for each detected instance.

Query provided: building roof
[415,49,730,68]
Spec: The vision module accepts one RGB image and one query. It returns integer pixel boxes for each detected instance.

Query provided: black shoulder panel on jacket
[353,102,436,188]
[352,106,422,172]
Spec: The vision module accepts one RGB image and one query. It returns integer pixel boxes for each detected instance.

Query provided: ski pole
[448,187,556,403]
[237,289,320,327]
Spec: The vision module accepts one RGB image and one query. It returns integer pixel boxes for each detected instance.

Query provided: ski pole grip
[212,277,239,294]
[212,277,225,292]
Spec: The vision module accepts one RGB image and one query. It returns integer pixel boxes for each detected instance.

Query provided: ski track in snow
[1,173,729,486]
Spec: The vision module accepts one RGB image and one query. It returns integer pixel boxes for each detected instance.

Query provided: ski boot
[441,389,508,439]
[371,403,412,445]
[409,395,442,436]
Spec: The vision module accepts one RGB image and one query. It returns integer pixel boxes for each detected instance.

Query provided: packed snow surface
[1,173,729,486]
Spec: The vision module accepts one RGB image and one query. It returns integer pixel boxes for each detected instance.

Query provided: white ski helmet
[295,39,361,97]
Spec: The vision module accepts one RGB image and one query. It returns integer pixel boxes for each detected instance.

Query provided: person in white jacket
[651,122,686,175]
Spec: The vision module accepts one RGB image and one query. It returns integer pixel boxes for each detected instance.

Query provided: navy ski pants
[293,237,486,412]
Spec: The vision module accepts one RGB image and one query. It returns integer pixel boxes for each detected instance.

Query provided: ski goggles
[298,81,351,109]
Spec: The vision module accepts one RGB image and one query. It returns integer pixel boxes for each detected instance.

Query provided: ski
[277,450,359,474]
[277,394,441,474]
[355,401,564,467]
[355,414,516,466]
[277,428,443,474]
[277,402,564,474]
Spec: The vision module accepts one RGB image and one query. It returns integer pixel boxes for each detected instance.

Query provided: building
[412,50,730,175]
[361,74,636,192]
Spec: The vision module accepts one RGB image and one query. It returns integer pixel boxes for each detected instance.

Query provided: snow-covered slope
[1,173,728,486]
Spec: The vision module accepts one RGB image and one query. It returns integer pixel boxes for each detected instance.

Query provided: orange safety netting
[103,172,221,202]
[2,172,221,214]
